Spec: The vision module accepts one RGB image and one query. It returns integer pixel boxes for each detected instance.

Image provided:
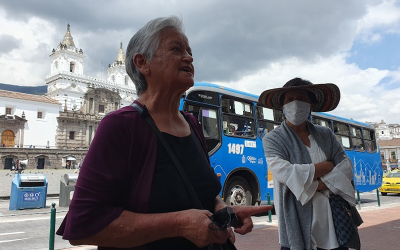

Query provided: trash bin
[59,174,78,207]
[9,174,48,210]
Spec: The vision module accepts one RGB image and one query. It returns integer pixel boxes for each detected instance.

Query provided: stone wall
[0,147,87,170]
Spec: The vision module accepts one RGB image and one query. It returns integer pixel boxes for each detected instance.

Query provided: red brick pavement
[233,205,400,250]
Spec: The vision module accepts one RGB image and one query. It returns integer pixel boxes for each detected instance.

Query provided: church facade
[0,24,137,169]
[48,24,137,150]
[47,24,137,150]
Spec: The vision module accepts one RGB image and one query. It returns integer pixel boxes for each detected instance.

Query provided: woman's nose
[184,51,193,62]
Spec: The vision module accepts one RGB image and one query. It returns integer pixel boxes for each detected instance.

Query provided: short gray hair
[125,16,184,96]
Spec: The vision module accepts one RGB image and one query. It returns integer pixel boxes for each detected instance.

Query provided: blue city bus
[180,82,383,205]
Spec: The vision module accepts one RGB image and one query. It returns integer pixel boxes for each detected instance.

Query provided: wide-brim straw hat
[258,78,341,112]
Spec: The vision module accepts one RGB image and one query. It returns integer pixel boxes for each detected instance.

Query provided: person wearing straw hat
[259,78,357,250]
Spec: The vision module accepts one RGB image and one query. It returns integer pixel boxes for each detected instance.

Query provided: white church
[0,24,137,149]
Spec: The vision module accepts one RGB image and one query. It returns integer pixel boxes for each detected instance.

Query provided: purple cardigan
[56,101,209,247]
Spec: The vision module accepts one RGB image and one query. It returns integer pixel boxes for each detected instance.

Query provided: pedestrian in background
[57,16,271,250]
[259,78,356,250]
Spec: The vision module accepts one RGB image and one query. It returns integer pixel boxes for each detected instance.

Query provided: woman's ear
[133,53,149,75]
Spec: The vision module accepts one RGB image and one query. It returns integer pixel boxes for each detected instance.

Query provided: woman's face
[283,89,312,106]
[148,28,194,92]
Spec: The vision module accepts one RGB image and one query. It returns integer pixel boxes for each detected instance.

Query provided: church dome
[115,42,125,65]
[61,24,76,48]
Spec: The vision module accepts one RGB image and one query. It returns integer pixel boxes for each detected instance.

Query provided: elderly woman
[259,78,357,250]
[57,16,271,250]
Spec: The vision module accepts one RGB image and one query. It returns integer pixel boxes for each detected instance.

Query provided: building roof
[0,89,60,105]
[378,138,400,147]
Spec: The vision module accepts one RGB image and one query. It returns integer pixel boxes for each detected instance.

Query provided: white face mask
[283,100,311,126]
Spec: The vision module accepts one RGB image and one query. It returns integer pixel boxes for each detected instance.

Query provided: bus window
[256,106,283,122]
[274,110,283,122]
[350,126,364,151]
[312,117,331,129]
[221,98,230,113]
[333,122,350,149]
[256,106,281,139]
[222,97,255,138]
[183,103,221,154]
[257,107,274,120]
[185,103,201,118]
[223,114,255,137]
[363,128,377,152]
[257,120,279,139]
[201,109,219,139]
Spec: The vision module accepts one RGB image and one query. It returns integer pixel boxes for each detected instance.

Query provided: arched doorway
[37,158,45,169]
[1,130,14,147]
[4,158,13,170]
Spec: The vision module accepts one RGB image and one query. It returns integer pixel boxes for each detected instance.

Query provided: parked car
[379,170,400,196]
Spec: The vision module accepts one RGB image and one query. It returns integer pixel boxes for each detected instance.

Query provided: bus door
[256,106,283,202]
[220,97,262,206]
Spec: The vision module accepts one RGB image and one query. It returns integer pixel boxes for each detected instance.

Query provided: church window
[37,111,43,119]
[69,131,75,140]
[111,75,116,82]
[70,62,75,73]
[98,105,105,113]
[5,107,12,115]
[88,126,93,146]
[55,61,59,69]
[89,98,94,113]
[125,75,129,85]
[115,102,119,110]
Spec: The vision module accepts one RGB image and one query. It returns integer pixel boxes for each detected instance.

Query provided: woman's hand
[178,209,230,248]
[316,178,329,191]
[232,205,273,235]
[314,161,334,180]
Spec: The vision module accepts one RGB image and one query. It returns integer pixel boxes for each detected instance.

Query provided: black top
[147,127,222,249]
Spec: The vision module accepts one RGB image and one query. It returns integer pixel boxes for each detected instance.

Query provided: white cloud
[0,10,56,85]
[357,0,400,43]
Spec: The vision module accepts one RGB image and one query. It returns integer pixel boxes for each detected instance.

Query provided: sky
[0,0,400,124]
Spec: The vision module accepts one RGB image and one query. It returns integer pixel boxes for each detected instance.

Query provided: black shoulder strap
[131,103,203,209]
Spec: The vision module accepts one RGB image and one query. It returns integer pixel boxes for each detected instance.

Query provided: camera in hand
[209,206,241,230]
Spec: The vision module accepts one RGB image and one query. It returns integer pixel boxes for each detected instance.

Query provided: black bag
[329,195,363,250]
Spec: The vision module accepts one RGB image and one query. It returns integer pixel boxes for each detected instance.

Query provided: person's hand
[314,161,334,180]
[317,178,329,191]
[232,205,273,235]
[178,209,230,248]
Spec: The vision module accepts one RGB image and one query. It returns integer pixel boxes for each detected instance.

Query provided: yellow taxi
[379,170,400,196]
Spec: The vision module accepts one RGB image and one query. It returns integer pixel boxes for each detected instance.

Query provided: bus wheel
[381,192,387,196]
[224,176,252,206]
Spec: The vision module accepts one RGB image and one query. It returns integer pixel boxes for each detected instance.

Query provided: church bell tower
[46,24,86,111]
